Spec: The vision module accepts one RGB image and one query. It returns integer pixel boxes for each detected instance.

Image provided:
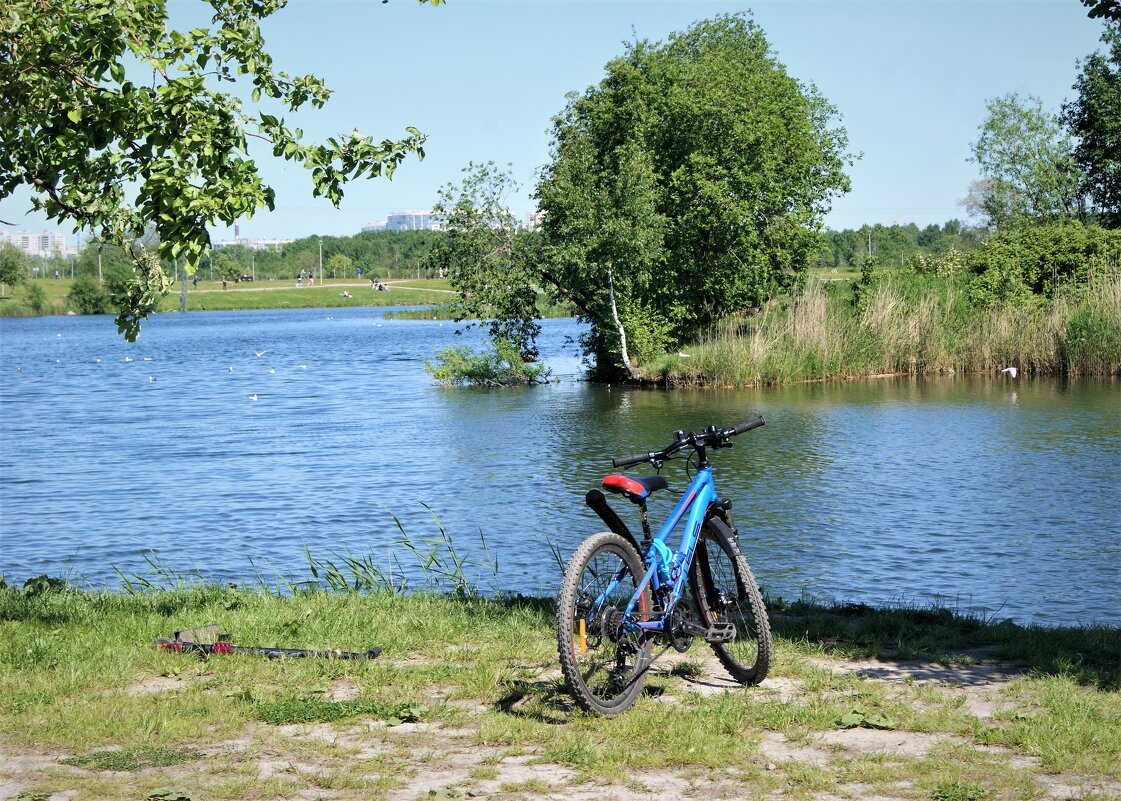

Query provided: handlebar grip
[612,452,650,468]
[732,416,765,435]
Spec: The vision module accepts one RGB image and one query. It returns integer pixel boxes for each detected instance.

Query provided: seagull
[248,393,258,401]
[228,366,234,373]
[298,363,308,370]
[267,367,276,374]
[1000,367,1018,379]
[148,376,156,382]
[254,349,272,358]
[124,356,133,363]
[143,356,153,362]
[95,357,101,363]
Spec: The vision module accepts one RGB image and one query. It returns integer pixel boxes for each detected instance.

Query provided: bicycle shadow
[494,674,673,724]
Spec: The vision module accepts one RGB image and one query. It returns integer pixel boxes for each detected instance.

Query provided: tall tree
[1080,0,1121,22]
[426,161,542,360]
[535,13,852,378]
[1064,23,1121,227]
[970,94,1084,229]
[0,241,25,296]
[0,0,442,339]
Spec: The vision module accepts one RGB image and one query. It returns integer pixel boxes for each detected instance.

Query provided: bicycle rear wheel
[557,532,652,716]
[689,517,772,684]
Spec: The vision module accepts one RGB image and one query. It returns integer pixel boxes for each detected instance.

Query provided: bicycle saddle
[602,474,668,502]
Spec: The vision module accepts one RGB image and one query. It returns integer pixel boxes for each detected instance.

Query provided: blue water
[1,307,1119,626]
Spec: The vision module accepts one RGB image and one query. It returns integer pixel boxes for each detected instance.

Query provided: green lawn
[0,277,453,318]
[1,565,1118,801]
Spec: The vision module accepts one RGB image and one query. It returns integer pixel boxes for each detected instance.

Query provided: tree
[0,0,442,340]
[0,241,26,296]
[1081,0,1121,22]
[535,13,852,377]
[426,161,542,360]
[1064,24,1121,227]
[326,252,353,279]
[970,94,1084,229]
[211,248,244,281]
[75,239,135,297]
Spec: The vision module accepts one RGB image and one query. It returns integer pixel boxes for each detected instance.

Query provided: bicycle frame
[618,466,716,635]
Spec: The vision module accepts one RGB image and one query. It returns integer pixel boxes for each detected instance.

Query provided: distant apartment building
[363,211,444,232]
[211,238,292,251]
[522,210,545,231]
[0,230,69,258]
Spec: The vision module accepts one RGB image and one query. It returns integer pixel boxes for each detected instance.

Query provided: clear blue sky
[1,0,1109,242]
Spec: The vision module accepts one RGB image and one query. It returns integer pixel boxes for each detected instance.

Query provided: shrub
[966,221,1121,307]
[24,282,47,314]
[67,275,111,315]
[424,338,551,386]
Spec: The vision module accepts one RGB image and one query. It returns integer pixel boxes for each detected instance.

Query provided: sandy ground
[2,651,1119,801]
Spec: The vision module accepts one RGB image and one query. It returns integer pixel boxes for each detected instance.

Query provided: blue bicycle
[556,417,773,715]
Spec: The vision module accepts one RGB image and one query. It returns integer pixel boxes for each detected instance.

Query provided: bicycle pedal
[703,623,737,644]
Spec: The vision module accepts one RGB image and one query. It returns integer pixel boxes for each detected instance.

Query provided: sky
[0,0,1110,244]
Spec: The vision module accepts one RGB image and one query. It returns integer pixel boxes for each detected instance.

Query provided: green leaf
[67,108,83,123]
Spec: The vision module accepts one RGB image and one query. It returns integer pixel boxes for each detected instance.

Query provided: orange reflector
[578,618,587,655]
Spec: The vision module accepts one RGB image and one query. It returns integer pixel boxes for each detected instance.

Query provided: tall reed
[654,271,1121,386]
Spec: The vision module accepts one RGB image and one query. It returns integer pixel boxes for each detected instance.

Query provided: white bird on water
[267,367,276,374]
[148,376,157,383]
[124,356,133,363]
[254,349,272,358]
[248,393,259,401]
[298,363,308,370]
[1001,367,1018,379]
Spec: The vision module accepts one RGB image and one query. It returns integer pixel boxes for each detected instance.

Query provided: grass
[1,566,1118,800]
[0,277,452,317]
[649,271,1121,384]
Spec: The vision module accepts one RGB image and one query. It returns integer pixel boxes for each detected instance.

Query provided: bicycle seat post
[638,499,653,543]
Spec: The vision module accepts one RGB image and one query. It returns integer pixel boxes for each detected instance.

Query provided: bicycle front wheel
[689,517,772,684]
[556,532,652,716]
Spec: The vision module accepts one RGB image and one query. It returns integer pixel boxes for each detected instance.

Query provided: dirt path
[187,281,456,295]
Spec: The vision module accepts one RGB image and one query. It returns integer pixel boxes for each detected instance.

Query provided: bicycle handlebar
[611,415,764,468]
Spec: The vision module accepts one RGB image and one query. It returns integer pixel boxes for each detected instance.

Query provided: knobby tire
[556,532,652,716]
[689,517,772,684]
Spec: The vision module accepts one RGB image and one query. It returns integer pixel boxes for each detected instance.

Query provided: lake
[1,307,1118,627]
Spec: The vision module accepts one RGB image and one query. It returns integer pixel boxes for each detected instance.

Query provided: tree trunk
[606,268,636,380]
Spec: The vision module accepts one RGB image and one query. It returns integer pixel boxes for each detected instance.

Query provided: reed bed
[655,272,1121,386]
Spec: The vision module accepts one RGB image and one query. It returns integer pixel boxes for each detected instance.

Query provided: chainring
[669,603,697,653]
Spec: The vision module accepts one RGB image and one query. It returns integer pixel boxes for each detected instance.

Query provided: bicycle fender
[585,490,642,556]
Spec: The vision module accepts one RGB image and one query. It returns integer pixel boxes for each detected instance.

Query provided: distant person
[54,270,59,280]
[222,277,227,290]
[297,271,303,288]
[356,267,362,280]
[192,275,198,288]
[307,273,314,287]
